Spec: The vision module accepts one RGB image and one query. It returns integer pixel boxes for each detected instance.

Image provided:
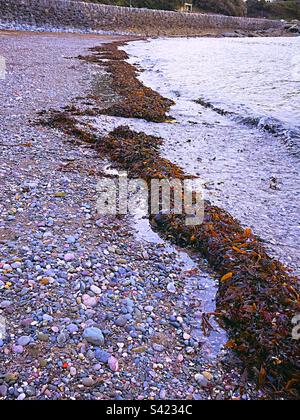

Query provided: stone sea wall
[0,0,284,35]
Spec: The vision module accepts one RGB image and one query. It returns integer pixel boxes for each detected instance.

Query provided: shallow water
[87,36,300,362]
[121,37,300,276]
[101,161,227,358]
[126,37,300,151]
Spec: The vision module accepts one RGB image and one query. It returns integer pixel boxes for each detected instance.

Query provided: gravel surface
[0,22,131,36]
[0,30,266,400]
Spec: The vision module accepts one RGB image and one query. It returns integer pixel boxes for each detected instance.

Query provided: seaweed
[98,126,187,180]
[78,42,175,122]
[99,126,300,396]
[152,210,300,396]
[39,41,300,398]
[38,110,97,144]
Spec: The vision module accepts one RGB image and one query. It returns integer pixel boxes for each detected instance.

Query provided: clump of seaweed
[99,126,300,396]
[99,126,187,180]
[86,44,130,61]
[152,210,300,396]
[78,42,175,122]
[40,42,300,397]
[38,109,97,144]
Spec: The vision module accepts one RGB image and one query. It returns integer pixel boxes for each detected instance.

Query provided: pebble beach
[0,30,268,401]
[0,27,299,401]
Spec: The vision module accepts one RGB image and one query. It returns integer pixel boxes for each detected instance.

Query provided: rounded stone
[83,327,104,346]
[95,349,110,363]
[64,253,75,262]
[13,345,24,354]
[17,336,31,347]
[195,373,209,388]
[82,377,95,387]
[115,316,128,327]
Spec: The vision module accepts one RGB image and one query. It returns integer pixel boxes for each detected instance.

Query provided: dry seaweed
[38,109,97,144]
[78,42,174,122]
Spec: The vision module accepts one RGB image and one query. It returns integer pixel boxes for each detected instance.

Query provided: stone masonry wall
[0,0,284,35]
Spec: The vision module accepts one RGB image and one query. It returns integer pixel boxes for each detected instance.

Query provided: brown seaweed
[78,42,174,122]
[101,126,300,396]
[39,41,300,398]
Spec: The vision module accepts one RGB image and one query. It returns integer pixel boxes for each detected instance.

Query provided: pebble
[160,389,166,399]
[66,236,76,244]
[153,344,164,352]
[17,336,31,347]
[0,300,12,309]
[83,327,105,346]
[38,333,50,342]
[202,371,213,381]
[5,373,19,383]
[12,345,24,354]
[95,349,110,363]
[90,285,101,295]
[117,259,127,265]
[70,367,77,376]
[64,253,75,262]
[82,294,98,308]
[115,315,128,327]
[108,356,119,372]
[82,377,94,388]
[0,385,8,398]
[11,262,22,269]
[57,332,68,345]
[39,359,48,368]
[167,282,176,293]
[195,374,209,388]
[43,314,54,322]
[67,324,79,334]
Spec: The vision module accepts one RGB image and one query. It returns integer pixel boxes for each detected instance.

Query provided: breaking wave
[196,98,300,157]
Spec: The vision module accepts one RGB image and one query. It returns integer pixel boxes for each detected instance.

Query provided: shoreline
[0,26,297,39]
[40,39,299,397]
[0,30,261,402]
[0,30,298,396]
[123,36,300,275]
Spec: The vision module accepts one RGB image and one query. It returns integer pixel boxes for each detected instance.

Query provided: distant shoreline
[0,24,296,39]
[0,0,289,37]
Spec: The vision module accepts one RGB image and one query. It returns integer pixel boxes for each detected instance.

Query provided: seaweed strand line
[41,41,300,397]
[78,41,175,123]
